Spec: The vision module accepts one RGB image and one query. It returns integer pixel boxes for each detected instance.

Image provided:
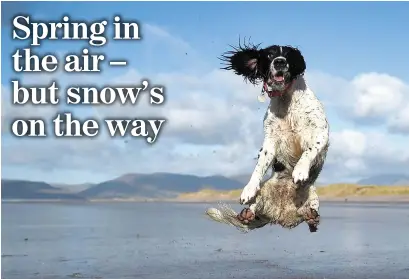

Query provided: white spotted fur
[241,75,330,212]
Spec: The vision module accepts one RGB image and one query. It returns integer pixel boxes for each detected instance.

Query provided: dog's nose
[273,58,287,68]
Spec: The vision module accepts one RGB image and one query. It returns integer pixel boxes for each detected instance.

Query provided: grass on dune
[316,184,409,197]
[178,184,409,200]
[178,187,241,200]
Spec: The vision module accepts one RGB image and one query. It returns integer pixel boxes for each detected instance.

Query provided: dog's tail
[205,203,268,232]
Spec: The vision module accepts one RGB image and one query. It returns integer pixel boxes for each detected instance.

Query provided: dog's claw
[292,163,310,184]
[239,183,259,205]
[239,197,252,205]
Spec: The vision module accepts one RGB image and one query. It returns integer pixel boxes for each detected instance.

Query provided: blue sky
[2,1,409,184]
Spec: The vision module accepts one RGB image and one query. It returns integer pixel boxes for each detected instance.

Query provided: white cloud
[324,129,409,183]
[388,103,409,134]
[309,71,409,133]
[331,130,367,157]
[351,73,407,119]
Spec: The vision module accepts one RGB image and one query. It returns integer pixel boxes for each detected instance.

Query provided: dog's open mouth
[263,72,286,96]
[272,72,285,83]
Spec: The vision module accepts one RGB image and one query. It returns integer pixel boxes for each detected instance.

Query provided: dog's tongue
[273,75,284,82]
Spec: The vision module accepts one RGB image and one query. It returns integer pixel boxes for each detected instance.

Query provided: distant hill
[51,183,95,193]
[1,179,86,201]
[230,169,274,185]
[357,174,409,186]
[79,172,242,199]
[230,174,250,184]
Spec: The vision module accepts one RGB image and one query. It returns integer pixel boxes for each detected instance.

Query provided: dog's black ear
[286,46,306,77]
[220,40,263,84]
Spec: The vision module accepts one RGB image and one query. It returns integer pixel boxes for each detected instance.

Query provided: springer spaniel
[206,42,329,233]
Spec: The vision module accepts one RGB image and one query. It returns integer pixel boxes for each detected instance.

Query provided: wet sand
[2,202,409,279]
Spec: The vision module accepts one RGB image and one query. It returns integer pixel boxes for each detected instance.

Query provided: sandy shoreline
[3,195,409,204]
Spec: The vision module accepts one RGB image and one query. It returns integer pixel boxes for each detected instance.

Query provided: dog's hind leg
[298,185,320,232]
[308,185,320,213]
[205,199,269,232]
[236,204,270,230]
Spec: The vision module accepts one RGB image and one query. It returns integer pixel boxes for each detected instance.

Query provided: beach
[2,201,409,279]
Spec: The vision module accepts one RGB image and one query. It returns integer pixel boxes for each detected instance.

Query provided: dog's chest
[265,99,301,135]
[264,97,306,164]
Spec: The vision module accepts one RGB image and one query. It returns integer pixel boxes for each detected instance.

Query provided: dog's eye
[268,54,274,60]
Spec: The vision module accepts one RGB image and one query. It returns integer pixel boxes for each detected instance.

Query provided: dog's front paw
[239,182,259,205]
[292,163,310,184]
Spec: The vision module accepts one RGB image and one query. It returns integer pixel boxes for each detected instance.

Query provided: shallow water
[2,201,409,279]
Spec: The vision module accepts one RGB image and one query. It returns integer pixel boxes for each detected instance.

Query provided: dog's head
[220,41,306,97]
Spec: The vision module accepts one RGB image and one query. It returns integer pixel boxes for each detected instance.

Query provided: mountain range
[2,172,408,201]
[1,179,87,201]
[1,173,244,201]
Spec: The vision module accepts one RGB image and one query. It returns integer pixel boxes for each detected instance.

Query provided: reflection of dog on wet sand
[206,42,329,233]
